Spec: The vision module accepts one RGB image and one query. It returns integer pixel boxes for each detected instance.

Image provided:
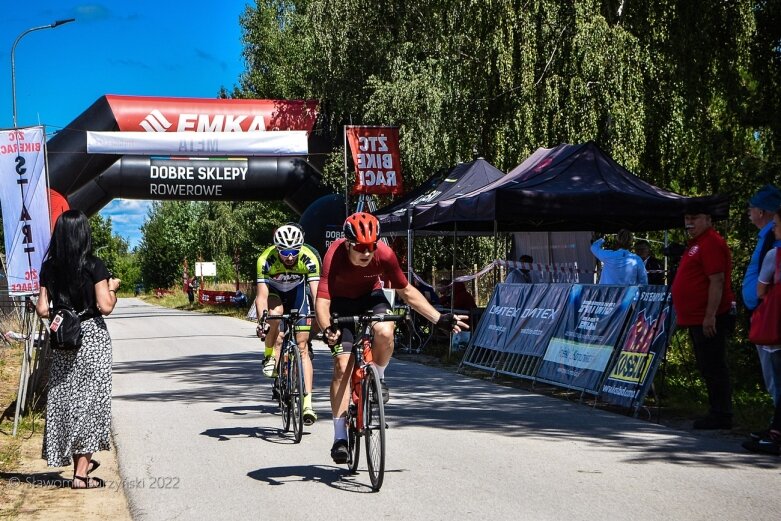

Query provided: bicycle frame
[332,312,405,490]
[260,309,314,442]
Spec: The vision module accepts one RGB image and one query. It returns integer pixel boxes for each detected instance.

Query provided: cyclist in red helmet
[315,211,469,463]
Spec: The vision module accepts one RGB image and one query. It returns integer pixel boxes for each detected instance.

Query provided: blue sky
[1,1,248,248]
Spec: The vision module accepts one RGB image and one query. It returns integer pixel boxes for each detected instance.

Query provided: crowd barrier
[460,283,674,414]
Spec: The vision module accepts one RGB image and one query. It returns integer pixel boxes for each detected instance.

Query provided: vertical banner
[536,285,638,392]
[346,126,403,195]
[0,127,50,295]
[599,286,675,408]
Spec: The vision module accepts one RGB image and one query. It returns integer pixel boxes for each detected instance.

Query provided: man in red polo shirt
[671,211,735,429]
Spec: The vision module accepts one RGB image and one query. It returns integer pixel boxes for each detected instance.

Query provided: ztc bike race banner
[600,286,675,409]
[536,284,638,393]
[346,126,403,195]
[0,127,50,295]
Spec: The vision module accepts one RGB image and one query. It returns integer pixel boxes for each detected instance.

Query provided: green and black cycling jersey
[256,243,321,293]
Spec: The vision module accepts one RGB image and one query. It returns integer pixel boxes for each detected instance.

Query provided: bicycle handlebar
[330,313,406,328]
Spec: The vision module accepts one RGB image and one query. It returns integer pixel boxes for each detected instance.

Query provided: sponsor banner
[346,126,403,195]
[105,95,318,132]
[600,285,675,408]
[0,127,50,295]
[536,285,638,392]
[472,284,527,351]
[87,131,308,156]
[505,283,571,356]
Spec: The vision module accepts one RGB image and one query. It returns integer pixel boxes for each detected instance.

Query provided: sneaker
[262,356,277,378]
[693,415,732,430]
[271,384,280,401]
[380,379,389,404]
[330,439,349,464]
[742,431,781,456]
[303,407,317,426]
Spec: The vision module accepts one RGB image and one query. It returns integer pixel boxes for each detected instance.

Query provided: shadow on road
[112,346,777,471]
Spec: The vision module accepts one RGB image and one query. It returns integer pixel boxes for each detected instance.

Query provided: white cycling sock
[333,418,347,441]
[375,363,387,380]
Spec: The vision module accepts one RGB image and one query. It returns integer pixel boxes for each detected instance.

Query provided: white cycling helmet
[273,223,305,250]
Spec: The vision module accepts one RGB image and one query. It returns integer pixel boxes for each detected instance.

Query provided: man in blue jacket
[741,184,781,441]
[591,229,648,285]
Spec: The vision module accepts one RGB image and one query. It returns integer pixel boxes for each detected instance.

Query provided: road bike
[259,309,314,443]
[331,311,405,490]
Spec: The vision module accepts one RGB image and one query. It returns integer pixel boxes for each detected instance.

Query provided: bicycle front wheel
[289,343,305,443]
[347,405,360,473]
[363,364,386,491]
[279,352,291,433]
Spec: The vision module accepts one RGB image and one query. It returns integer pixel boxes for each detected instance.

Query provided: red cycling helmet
[343,212,380,244]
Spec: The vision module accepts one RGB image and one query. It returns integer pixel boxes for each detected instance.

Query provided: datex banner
[472,283,570,357]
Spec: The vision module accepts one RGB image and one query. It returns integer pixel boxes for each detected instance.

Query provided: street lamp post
[11,18,76,128]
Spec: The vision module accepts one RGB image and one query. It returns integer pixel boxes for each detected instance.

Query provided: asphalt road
[107,299,780,521]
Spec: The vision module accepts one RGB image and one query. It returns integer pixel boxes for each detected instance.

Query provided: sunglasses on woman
[277,248,300,258]
[349,241,377,253]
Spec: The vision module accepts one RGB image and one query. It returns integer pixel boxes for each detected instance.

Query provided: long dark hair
[43,210,93,304]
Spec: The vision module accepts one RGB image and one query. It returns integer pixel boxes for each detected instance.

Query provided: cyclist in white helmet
[255,223,321,425]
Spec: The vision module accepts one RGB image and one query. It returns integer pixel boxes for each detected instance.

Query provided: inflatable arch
[48,95,334,221]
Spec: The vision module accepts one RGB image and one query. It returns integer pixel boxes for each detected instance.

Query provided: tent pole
[493,220,498,286]
[343,125,350,215]
[449,223,458,360]
[407,212,414,283]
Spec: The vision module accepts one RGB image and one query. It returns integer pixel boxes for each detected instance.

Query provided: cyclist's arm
[396,284,469,332]
[255,282,270,322]
[315,295,332,332]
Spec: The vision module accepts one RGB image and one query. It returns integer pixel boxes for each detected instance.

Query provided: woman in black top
[35,210,121,489]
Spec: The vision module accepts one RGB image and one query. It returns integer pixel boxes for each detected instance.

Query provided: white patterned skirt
[42,316,112,467]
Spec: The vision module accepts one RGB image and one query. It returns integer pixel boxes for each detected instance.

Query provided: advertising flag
[0,127,50,295]
[536,284,638,392]
[346,126,403,195]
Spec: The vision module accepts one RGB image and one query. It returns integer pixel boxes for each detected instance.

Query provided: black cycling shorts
[328,289,392,357]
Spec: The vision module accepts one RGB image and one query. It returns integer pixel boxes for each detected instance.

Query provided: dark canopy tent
[375,157,505,234]
[411,141,730,233]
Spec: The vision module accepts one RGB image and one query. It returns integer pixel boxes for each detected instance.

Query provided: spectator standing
[590,229,648,285]
[187,276,199,304]
[439,279,477,311]
[671,211,736,429]
[740,184,781,449]
[635,240,665,285]
[743,207,781,455]
[35,210,121,489]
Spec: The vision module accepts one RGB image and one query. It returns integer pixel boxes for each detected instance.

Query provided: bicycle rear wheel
[363,364,386,490]
[289,344,305,443]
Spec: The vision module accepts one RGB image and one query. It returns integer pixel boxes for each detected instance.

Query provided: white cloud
[99,199,151,249]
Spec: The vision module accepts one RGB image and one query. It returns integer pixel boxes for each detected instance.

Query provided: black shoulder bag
[46,280,86,351]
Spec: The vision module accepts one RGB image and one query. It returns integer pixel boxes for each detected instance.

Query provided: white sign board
[195,262,217,277]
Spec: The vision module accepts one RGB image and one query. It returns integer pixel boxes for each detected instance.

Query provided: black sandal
[72,474,105,489]
[88,459,100,474]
